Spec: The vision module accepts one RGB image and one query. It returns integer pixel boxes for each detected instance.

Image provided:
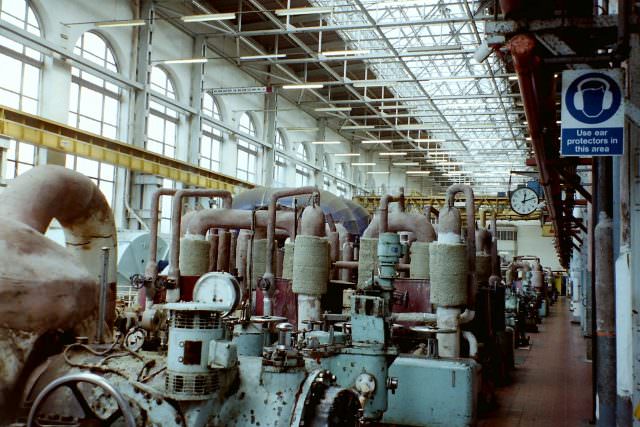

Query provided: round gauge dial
[509,187,539,216]
[192,272,242,316]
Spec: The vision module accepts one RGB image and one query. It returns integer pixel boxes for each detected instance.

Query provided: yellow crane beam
[0,106,254,192]
[354,194,541,221]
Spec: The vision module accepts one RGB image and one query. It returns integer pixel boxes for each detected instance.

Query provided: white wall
[512,220,563,270]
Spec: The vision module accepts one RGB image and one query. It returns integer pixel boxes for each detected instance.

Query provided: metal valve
[276,322,295,350]
[386,377,399,394]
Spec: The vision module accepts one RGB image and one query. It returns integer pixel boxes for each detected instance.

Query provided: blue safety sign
[561,69,624,156]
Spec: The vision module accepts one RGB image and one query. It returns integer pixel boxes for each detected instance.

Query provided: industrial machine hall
[1,0,640,425]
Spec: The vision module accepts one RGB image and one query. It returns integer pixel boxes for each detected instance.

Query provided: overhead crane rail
[354,194,541,221]
[0,106,253,192]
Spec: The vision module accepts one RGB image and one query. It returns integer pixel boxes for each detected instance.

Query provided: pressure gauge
[509,187,539,216]
[192,272,242,316]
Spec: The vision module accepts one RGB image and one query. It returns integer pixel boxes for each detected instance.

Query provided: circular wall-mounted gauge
[192,272,242,316]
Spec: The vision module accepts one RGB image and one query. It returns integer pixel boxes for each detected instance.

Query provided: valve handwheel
[27,372,136,427]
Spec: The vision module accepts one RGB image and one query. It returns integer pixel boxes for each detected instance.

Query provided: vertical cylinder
[207,232,219,272]
[595,212,616,426]
[217,230,231,272]
[298,295,322,331]
[341,242,354,282]
[436,306,461,357]
[97,247,110,343]
[328,231,340,280]
[229,231,237,274]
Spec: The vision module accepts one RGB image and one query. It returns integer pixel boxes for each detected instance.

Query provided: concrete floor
[479,297,593,427]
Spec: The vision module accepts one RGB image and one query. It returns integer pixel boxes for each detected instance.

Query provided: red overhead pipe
[509,34,570,267]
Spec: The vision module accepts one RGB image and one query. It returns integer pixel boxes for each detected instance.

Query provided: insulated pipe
[392,312,437,323]
[445,184,477,307]
[0,165,117,337]
[363,211,436,242]
[263,187,319,315]
[168,189,232,299]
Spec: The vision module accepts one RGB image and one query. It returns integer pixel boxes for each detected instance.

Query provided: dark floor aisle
[478,297,592,427]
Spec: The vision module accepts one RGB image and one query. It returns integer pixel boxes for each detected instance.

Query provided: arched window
[200,93,222,171]
[1,0,42,178]
[66,31,120,205]
[237,113,259,183]
[337,163,347,180]
[294,143,310,186]
[148,66,178,158]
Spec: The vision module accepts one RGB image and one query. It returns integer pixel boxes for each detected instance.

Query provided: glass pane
[0,87,20,108]
[2,0,27,23]
[165,145,175,158]
[0,35,23,54]
[76,157,98,177]
[79,86,103,121]
[103,96,118,125]
[165,122,176,146]
[78,116,101,134]
[17,142,34,163]
[65,154,75,168]
[100,163,115,180]
[7,140,16,159]
[99,181,114,205]
[82,72,104,87]
[5,161,16,179]
[21,97,37,114]
[147,114,165,142]
[147,140,163,155]
[69,82,79,112]
[200,137,211,156]
[0,54,21,92]
[16,161,32,176]
[103,124,116,139]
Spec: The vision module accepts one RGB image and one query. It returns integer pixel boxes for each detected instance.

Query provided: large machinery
[1,167,512,426]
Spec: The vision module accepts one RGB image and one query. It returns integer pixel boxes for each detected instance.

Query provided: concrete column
[128,0,154,229]
[313,118,327,187]
[188,36,205,165]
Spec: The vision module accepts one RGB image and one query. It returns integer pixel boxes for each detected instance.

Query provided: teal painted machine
[383,356,481,427]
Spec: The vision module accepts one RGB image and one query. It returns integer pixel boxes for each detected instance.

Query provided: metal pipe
[462,331,478,358]
[168,189,232,292]
[363,211,436,242]
[596,189,616,426]
[379,194,401,234]
[97,247,110,344]
[143,188,177,308]
[445,184,477,307]
[392,312,437,323]
[0,165,117,338]
[263,187,319,314]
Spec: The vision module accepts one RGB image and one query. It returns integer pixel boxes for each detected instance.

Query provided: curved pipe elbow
[462,331,478,358]
[459,309,475,324]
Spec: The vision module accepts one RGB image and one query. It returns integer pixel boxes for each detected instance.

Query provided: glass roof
[309,0,532,193]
